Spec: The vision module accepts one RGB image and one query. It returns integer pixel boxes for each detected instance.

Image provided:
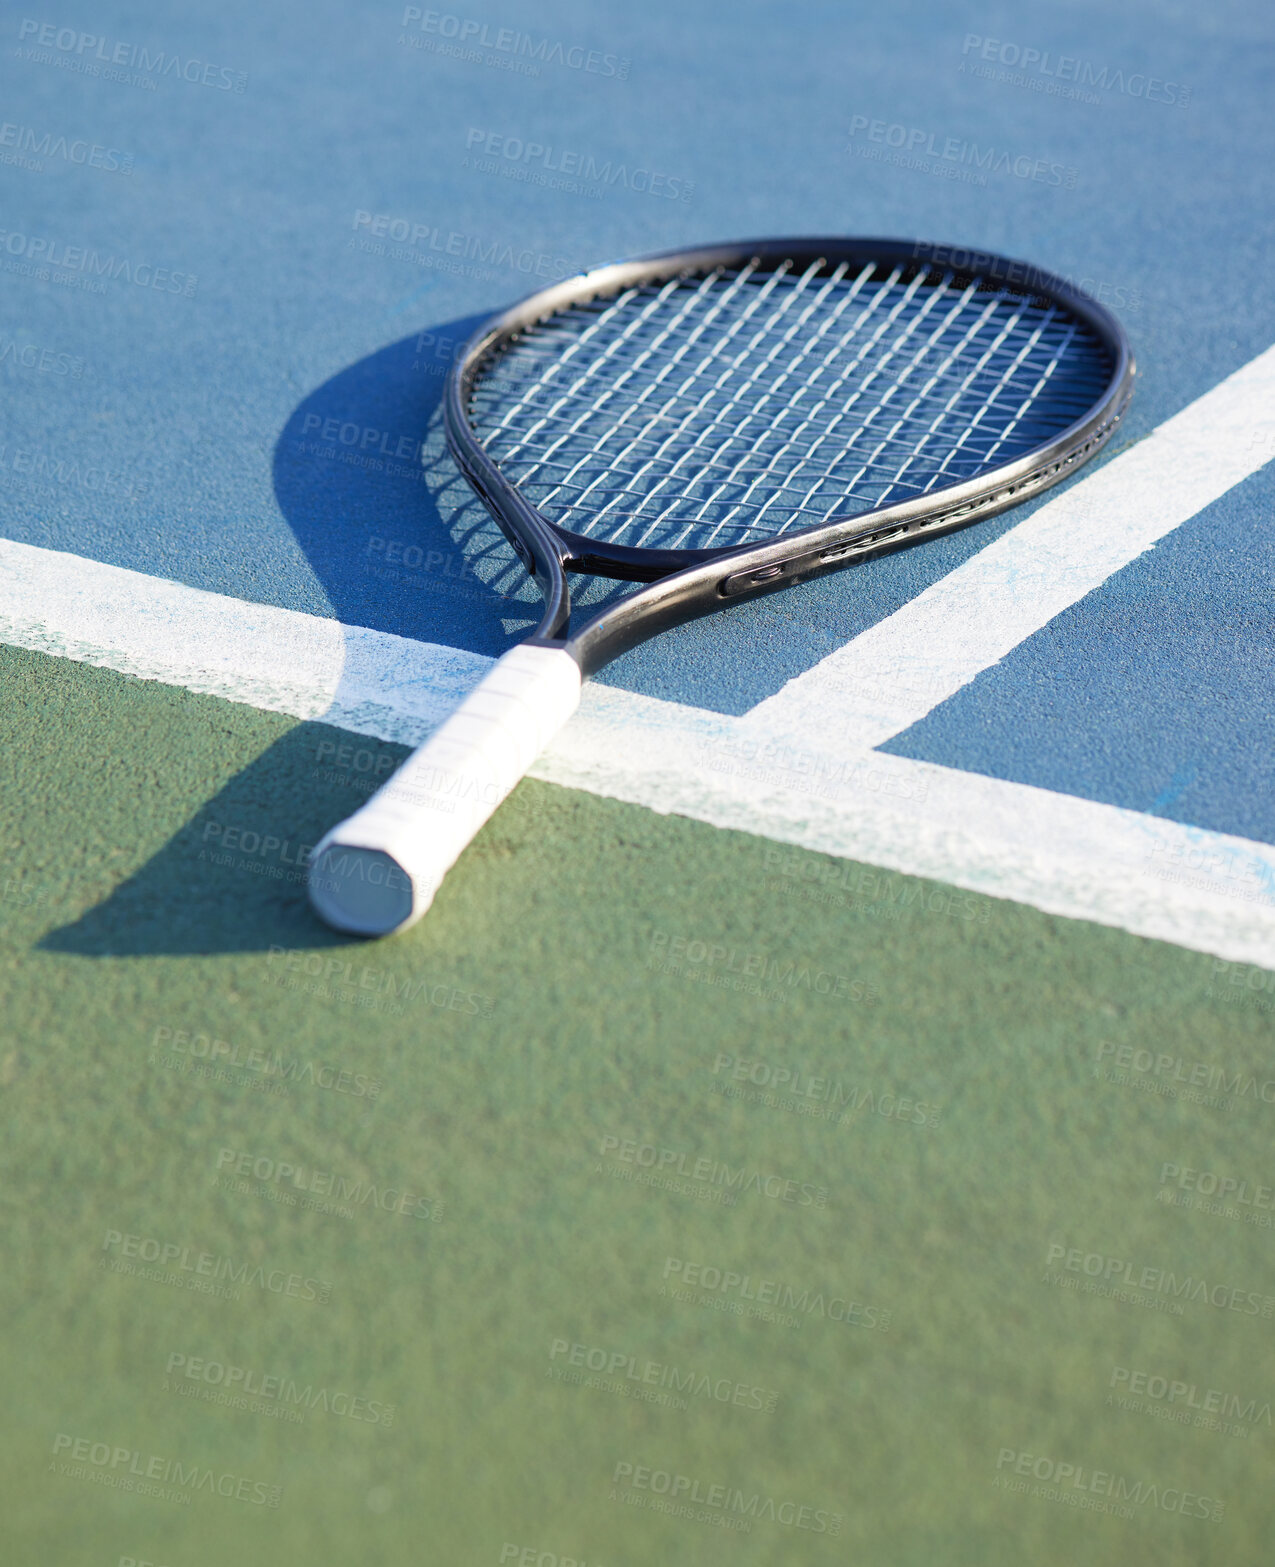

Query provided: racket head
[444,237,1134,595]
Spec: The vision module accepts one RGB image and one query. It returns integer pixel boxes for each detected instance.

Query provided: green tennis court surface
[5,642,1273,1565]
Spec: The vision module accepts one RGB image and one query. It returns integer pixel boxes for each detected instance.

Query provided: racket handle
[307,644,581,935]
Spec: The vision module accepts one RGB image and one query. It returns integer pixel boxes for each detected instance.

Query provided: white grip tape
[308,644,581,934]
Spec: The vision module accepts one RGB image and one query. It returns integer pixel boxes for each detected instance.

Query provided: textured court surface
[2,0,1275,1562]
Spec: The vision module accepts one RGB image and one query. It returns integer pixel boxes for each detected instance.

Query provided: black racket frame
[443,237,1135,678]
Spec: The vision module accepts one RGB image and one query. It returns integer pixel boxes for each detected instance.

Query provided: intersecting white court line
[1,344,1274,966]
[744,341,1275,749]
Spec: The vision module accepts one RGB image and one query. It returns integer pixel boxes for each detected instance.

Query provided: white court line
[535,693,1275,967]
[746,342,1275,749]
[2,536,1273,966]
[1,343,1273,966]
[0,540,489,737]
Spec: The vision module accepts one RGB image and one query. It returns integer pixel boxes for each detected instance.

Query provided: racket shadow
[39,718,413,957]
[41,317,581,957]
[271,314,544,650]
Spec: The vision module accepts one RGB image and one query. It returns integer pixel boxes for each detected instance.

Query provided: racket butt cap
[307,845,421,937]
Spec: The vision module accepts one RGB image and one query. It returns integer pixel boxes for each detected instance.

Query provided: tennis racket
[308,236,1134,935]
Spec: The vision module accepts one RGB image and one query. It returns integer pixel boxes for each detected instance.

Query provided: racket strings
[667,272,987,545]
[467,258,1114,551]
[481,285,1107,437]
[568,259,878,541]
[485,318,1100,510]
[506,261,794,514]
[681,271,1045,542]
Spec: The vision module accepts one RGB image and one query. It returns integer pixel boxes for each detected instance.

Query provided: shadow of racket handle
[307,645,582,936]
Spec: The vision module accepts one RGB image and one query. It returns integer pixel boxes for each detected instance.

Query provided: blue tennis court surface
[4,3,1275,1562]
